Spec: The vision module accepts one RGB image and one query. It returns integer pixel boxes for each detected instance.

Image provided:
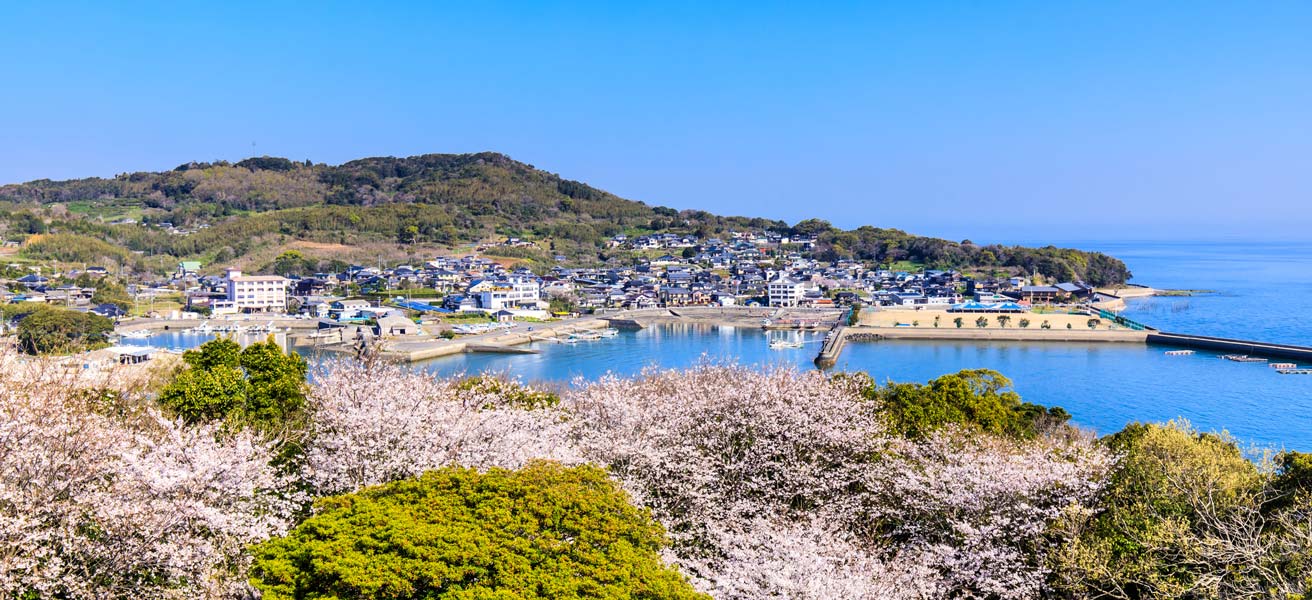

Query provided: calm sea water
[134,241,1312,450]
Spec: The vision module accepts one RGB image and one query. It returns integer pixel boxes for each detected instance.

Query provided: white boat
[191,322,214,333]
[769,338,804,350]
[118,330,152,339]
[597,328,620,338]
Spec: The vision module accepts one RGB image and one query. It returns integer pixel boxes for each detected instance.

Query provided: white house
[224,268,288,313]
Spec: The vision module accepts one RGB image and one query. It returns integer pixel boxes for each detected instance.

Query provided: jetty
[1148,332,1312,362]
[814,324,847,368]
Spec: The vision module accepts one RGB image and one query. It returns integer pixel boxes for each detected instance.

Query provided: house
[1018,285,1061,304]
[493,309,516,323]
[661,286,692,306]
[330,299,372,321]
[375,314,419,337]
[177,261,202,278]
[91,303,128,318]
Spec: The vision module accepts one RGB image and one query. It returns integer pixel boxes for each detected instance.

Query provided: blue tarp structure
[948,302,1027,313]
[391,299,453,313]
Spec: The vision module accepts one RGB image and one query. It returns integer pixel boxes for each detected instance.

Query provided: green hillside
[0,152,1130,284]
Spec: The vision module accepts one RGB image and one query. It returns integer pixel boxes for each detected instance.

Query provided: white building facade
[471,277,542,311]
[224,268,289,313]
[768,277,808,307]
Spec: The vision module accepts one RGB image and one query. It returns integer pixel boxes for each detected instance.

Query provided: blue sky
[1,2,1308,242]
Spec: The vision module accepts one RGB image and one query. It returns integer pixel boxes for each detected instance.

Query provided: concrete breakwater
[845,327,1149,344]
[1148,332,1312,362]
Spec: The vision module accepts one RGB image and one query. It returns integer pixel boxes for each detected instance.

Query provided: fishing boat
[1221,354,1267,363]
[1164,350,1195,356]
[118,329,152,339]
[596,328,619,338]
[191,322,214,333]
[769,339,804,350]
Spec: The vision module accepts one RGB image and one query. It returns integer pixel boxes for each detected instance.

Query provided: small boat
[596,328,619,338]
[1270,363,1298,369]
[1222,354,1267,363]
[768,338,804,350]
[118,330,152,339]
[1164,350,1195,356]
[191,322,214,333]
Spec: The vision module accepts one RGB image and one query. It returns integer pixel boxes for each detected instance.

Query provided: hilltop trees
[0,152,1130,283]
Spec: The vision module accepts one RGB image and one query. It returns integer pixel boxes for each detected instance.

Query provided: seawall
[844,326,1149,344]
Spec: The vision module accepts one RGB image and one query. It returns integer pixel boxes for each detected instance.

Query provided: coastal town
[0,228,1162,368]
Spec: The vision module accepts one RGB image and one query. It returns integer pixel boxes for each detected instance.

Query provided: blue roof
[951,302,1026,311]
[391,299,453,313]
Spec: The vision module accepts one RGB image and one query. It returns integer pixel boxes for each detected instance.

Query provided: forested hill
[0,152,1130,284]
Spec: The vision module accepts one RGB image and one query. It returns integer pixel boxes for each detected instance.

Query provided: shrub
[871,369,1069,439]
[250,463,707,600]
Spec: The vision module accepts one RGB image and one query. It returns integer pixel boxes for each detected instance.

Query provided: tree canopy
[157,336,308,431]
[250,462,707,600]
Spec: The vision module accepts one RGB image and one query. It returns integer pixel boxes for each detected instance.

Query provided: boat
[1270,362,1298,369]
[1221,354,1268,363]
[191,322,214,333]
[597,328,620,338]
[1164,350,1195,356]
[769,339,804,350]
[118,330,152,339]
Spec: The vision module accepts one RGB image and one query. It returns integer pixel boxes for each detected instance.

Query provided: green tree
[251,463,707,600]
[975,316,989,328]
[996,315,1011,328]
[157,336,307,431]
[1018,318,1031,328]
[271,250,310,276]
[11,305,113,354]
[870,369,1069,439]
[1052,422,1269,598]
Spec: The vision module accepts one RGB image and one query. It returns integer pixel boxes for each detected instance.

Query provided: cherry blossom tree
[299,358,579,496]
[0,351,298,600]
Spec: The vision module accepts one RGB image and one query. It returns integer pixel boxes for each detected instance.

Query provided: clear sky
[1,2,1308,242]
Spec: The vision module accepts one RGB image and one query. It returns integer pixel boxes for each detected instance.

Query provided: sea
[128,241,1312,451]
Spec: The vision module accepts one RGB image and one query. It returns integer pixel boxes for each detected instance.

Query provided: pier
[814,324,847,368]
[1147,332,1312,362]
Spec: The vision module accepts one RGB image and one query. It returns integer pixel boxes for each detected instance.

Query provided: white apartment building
[470,277,541,311]
[767,277,808,307]
[224,268,289,313]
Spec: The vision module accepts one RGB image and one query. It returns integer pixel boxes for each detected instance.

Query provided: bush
[1050,422,1312,598]
[870,369,1069,439]
[250,463,707,600]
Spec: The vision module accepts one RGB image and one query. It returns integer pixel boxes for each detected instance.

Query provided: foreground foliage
[2,349,1309,599]
[251,463,707,600]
